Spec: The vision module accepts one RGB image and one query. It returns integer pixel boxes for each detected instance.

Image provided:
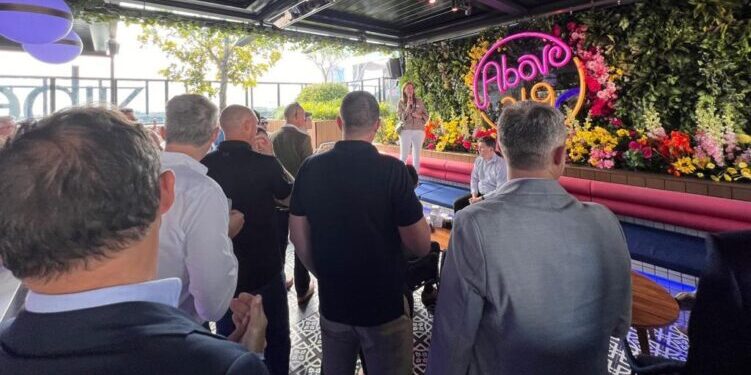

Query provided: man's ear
[158,170,176,215]
[374,119,381,133]
[552,145,566,167]
[210,127,220,143]
[336,116,343,131]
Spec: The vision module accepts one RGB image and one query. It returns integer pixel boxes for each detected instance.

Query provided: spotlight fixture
[428,0,436,4]
[451,0,471,15]
[272,0,337,29]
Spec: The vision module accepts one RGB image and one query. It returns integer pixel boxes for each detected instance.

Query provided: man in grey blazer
[427,102,632,375]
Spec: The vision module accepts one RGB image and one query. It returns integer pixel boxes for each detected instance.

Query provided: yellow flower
[706,162,716,170]
[742,168,751,178]
[724,174,732,182]
[727,167,738,175]
[737,133,751,144]
[711,175,720,182]
[616,129,630,138]
[671,157,696,175]
[738,162,748,169]
[696,172,704,178]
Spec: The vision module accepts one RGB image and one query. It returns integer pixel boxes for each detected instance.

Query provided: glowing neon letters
[471,31,586,126]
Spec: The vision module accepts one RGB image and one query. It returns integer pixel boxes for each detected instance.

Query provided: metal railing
[0,75,400,122]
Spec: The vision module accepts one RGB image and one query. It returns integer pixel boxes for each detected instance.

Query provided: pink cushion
[444,160,474,175]
[560,176,592,202]
[445,171,471,185]
[590,181,751,232]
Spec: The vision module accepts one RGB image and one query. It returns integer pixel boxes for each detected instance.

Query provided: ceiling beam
[474,0,527,15]
[403,0,637,45]
[307,9,402,37]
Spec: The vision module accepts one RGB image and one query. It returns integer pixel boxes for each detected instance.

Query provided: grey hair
[284,102,303,121]
[498,102,567,170]
[340,91,380,133]
[165,94,218,146]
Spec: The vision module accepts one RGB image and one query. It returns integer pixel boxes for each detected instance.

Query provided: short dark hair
[340,91,379,133]
[480,136,496,148]
[0,107,162,280]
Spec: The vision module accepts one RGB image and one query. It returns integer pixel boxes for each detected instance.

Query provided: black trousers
[276,208,311,295]
[216,273,290,375]
[453,192,483,212]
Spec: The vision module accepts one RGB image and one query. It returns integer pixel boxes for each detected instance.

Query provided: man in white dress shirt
[158,94,244,323]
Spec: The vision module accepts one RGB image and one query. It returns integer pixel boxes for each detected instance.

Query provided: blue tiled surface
[636,270,695,294]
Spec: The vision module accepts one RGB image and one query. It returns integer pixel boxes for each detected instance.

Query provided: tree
[304,45,349,83]
[139,23,282,109]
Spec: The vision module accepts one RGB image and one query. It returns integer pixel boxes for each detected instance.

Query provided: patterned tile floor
[283,248,689,375]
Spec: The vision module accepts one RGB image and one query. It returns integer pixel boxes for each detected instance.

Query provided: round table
[430,227,451,251]
[631,271,680,354]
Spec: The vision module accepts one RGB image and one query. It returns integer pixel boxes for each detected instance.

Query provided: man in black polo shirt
[289,91,431,375]
[202,105,293,375]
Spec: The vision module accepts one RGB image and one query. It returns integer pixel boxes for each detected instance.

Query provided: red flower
[589,99,607,117]
[610,118,623,128]
[586,76,601,93]
[628,141,640,150]
[642,147,653,159]
[552,24,562,37]
[567,22,577,32]
[462,140,472,150]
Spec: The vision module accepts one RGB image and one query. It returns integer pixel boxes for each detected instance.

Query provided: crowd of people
[0,90,636,375]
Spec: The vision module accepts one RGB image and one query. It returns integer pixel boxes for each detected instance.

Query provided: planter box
[564,166,751,202]
[373,145,751,202]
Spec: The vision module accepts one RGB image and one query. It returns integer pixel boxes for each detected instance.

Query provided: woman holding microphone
[397,82,429,173]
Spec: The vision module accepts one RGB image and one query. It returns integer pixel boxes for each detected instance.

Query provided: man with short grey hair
[427,101,632,375]
[271,102,315,304]
[158,94,243,324]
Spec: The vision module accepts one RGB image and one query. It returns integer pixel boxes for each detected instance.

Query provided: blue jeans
[217,273,290,375]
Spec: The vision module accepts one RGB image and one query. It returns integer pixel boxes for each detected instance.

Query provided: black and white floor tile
[283,248,689,375]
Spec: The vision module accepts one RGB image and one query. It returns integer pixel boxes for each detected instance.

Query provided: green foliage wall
[403,0,750,133]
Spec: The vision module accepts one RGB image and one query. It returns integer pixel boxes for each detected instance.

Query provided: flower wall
[390,0,751,182]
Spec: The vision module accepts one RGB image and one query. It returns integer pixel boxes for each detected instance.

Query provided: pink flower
[602,159,614,169]
[552,24,562,37]
[642,147,653,159]
[629,141,640,150]
[610,118,623,128]
[567,22,577,32]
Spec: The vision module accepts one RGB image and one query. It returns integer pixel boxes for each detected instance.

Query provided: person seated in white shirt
[453,136,508,212]
[157,94,244,323]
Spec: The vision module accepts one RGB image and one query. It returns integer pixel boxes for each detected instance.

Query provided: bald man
[202,105,293,375]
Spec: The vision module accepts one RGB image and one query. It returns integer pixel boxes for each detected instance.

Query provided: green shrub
[274,99,394,121]
[296,83,349,103]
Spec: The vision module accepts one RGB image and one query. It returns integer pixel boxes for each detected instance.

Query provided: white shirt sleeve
[182,185,239,322]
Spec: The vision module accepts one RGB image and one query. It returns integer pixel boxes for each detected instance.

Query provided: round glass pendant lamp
[0,0,73,44]
[23,30,81,64]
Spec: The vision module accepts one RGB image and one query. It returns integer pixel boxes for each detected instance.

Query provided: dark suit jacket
[0,301,268,375]
[685,230,751,375]
[270,126,313,177]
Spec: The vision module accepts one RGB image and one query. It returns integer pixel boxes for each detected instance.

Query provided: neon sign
[472,31,586,127]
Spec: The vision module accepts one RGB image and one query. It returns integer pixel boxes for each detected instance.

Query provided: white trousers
[399,129,426,172]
